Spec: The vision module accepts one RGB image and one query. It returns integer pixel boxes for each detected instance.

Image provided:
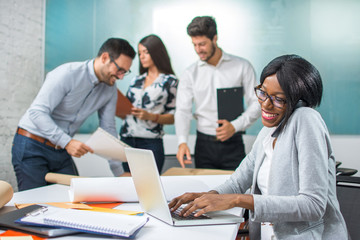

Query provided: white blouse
[257,128,277,240]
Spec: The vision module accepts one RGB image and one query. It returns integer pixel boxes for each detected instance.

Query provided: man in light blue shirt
[12,38,136,191]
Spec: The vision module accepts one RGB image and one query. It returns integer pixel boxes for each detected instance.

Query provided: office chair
[236,209,249,240]
[336,175,360,240]
[335,162,358,176]
[337,168,358,176]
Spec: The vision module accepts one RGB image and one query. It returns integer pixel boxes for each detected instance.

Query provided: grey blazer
[214,107,348,239]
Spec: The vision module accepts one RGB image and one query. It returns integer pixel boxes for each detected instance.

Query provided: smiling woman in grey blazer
[169,55,348,239]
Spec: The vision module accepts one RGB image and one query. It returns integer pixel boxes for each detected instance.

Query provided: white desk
[4,175,242,240]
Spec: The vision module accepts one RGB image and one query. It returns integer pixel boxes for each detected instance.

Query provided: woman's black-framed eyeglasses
[254,85,286,109]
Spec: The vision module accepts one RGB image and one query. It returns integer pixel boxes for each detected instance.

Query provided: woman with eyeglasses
[120,34,178,174]
[169,55,348,239]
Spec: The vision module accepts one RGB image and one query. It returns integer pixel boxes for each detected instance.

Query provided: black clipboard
[217,87,244,122]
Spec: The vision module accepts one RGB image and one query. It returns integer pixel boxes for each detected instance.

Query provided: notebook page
[43,208,147,237]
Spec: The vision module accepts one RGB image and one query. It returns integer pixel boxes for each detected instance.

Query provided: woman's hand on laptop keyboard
[168,190,218,216]
[170,192,254,218]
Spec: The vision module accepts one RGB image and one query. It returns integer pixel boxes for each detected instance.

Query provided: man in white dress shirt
[175,16,261,170]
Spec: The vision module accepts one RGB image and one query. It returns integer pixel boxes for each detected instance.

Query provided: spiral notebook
[16,205,148,238]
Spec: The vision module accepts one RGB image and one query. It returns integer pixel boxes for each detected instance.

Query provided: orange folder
[0,229,46,240]
[116,89,133,119]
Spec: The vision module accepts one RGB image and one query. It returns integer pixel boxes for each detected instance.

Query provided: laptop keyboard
[171,207,211,220]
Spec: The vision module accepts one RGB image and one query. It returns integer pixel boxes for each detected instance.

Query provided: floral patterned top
[120,73,178,138]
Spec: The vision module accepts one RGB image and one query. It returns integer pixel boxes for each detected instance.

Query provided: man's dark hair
[139,34,174,75]
[97,38,136,59]
[260,54,323,133]
[187,16,217,40]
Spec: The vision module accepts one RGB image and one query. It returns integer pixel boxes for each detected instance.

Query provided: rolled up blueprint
[45,172,83,186]
[69,177,138,203]
[0,180,13,208]
[68,176,211,203]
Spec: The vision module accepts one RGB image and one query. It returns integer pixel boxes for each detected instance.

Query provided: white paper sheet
[68,176,212,203]
[85,127,130,162]
[69,177,138,202]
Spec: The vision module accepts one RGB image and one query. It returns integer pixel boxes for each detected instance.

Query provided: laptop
[125,148,243,226]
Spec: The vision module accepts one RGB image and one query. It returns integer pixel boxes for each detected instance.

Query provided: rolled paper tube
[45,173,83,186]
[0,180,13,208]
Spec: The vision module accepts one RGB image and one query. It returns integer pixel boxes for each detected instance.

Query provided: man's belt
[17,128,62,149]
[196,131,243,142]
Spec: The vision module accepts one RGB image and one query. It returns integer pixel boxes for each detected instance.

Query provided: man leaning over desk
[12,38,136,191]
[175,16,261,170]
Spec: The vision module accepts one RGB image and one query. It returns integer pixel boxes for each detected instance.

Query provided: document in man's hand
[16,205,148,238]
[86,127,131,162]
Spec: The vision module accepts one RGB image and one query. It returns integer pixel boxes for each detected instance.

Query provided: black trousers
[194,131,245,170]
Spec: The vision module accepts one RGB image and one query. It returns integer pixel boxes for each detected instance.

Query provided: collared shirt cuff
[57,134,72,149]
[177,136,187,146]
[231,119,242,133]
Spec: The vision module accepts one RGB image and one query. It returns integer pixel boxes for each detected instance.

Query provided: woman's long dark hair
[139,35,175,75]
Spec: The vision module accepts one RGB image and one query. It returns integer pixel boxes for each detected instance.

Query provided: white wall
[0,0,45,191]
[331,136,360,177]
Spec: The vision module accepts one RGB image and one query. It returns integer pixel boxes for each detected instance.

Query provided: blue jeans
[12,133,78,191]
[121,137,164,173]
